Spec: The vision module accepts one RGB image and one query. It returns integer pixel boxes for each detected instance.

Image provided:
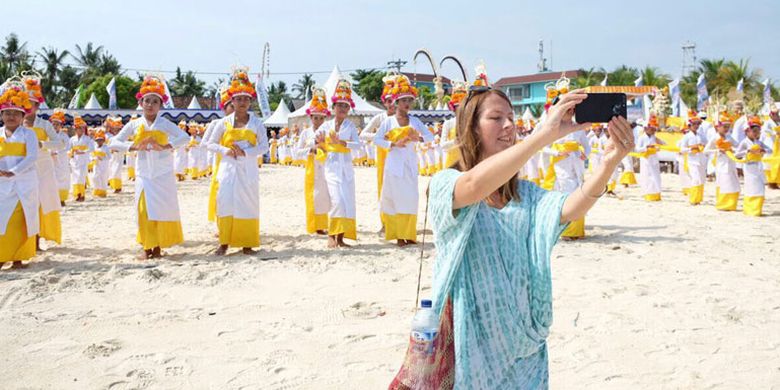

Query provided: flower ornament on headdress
[717,111,734,126]
[178,120,188,130]
[105,115,123,128]
[381,72,398,103]
[227,67,257,100]
[448,80,468,111]
[471,61,490,90]
[688,109,702,125]
[94,129,106,141]
[306,85,331,117]
[49,108,68,124]
[544,72,571,112]
[390,74,417,103]
[747,115,763,128]
[73,115,87,128]
[647,114,659,128]
[0,78,33,113]
[21,71,45,103]
[515,118,525,128]
[331,78,356,108]
[136,74,169,103]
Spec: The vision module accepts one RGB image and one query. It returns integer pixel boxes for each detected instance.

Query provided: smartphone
[574,93,627,123]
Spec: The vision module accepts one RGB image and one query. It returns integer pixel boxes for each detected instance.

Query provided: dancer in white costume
[374,74,434,246]
[48,109,71,205]
[22,73,64,248]
[0,79,40,269]
[205,68,268,255]
[297,85,331,235]
[316,78,360,248]
[736,117,772,216]
[110,75,189,259]
[69,116,93,202]
[704,113,740,211]
[635,116,665,201]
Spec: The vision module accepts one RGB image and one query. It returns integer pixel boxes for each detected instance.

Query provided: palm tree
[72,42,105,85]
[98,53,121,75]
[574,67,606,88]
[292,73,315,99]
[267,81,291,106]
[36,47,70,98]
[170,67,206,97]
[1,33,31,74]
[639,66,671,88]
[608,65,639,86]
[721,59,761,93]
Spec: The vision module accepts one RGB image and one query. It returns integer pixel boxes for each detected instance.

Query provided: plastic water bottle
[411,299,439,356]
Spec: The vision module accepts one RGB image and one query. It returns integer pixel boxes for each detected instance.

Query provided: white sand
[1,165,778,389]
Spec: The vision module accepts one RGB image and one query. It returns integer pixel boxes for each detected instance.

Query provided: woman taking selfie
[428,87,634,389]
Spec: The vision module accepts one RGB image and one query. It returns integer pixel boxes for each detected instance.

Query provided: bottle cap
[420,299,432,308]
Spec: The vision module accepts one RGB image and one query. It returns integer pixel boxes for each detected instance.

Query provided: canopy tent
[289,65,383,119]
[84,93,102,109]
[522,107,534,122]
[186,96,202,109]
[263,98,291,128]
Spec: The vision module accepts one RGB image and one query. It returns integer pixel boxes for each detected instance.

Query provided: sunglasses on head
[462,85,492,107]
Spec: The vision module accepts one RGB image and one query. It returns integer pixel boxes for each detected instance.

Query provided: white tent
[264,98,291,127]
[290,65,383,118]
[84,93,102,110]
[522,107,534,122]
[187,96,202,110]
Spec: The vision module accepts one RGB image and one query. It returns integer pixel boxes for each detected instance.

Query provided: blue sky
[6,0,779,88]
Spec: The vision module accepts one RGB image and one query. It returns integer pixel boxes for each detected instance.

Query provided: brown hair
[455,89,520,204]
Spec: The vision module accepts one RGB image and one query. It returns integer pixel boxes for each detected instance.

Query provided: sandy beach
[1,165,778,389]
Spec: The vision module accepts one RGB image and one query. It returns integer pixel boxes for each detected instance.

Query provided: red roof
[494,70,580,87]
[401,72,452,85]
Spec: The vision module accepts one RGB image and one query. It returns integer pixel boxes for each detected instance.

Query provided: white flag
[106,77,117,110]
[162,78,175,109]
[763,79,772,103]
[600,74,608,87]
[634,74,643,87]
[736,78,744,93]
[696,73,708,111]
[669,78,681,116]
[67,85,81,109]
[256,74,272,118]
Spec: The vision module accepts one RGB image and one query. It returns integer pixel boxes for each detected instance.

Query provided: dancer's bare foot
[215,245,228,256]
[114,189,122,193]
[316,230,327,235]
[404,239,417,246]
[327,236,338,248]
[10,261,28,269]
[336,234,351,248]
[151,247,163,258]
[396,239,408,248]
[242,247,258,255]
[76,195,85,202]
[60,201,66,207]
[769,183,779,190]
[36,236,41,252]
[138,249,153,260]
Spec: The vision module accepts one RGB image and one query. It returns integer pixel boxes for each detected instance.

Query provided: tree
[351,69,384,102]
[72,42,107,85]
[79,74,140,109]
[574,67,606,88]
[639,66,671,88]
[267,81,291,107]
[417,85,436,109]
[292,73,315,99]
[1,33,33,74]
[36,47,70,100]
[608,65,639,86]
[170,67,206,97]
[98,53,121,75]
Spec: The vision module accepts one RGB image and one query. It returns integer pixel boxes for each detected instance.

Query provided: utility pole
[387,58,407,73]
